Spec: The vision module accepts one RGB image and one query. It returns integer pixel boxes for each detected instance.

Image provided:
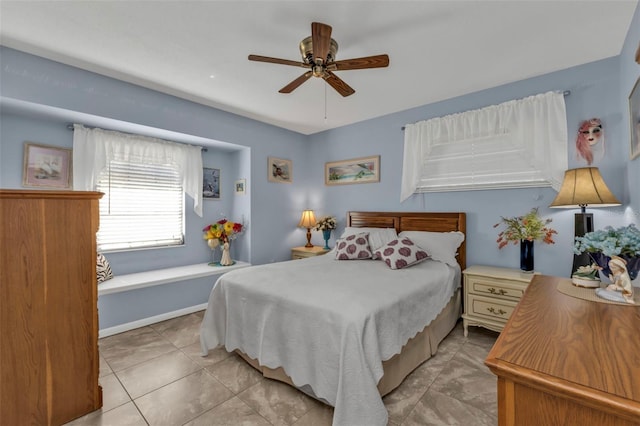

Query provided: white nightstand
[291,246,330,260]
[462,265,537,337]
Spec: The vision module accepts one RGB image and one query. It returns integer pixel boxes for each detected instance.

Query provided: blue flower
[574,225,640,257]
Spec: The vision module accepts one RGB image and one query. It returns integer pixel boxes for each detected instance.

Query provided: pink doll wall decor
[576,118,604,165]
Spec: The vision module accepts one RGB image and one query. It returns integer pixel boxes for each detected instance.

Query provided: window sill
[97,261,251,296]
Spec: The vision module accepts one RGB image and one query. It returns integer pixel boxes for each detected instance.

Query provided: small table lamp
[549,167,620,275]
[298,209,317,248]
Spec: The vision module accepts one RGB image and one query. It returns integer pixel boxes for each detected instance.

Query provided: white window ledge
[98,261,251,296]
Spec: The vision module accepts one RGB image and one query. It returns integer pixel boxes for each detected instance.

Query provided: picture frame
[203,167,221,199]
[325,155,380,186]
[630,76,640,160]
[268,157,292,183]
[235,179,246,195]
[22,142,72,189]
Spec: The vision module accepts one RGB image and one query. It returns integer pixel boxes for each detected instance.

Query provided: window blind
[401,91,568,201]
[96,160,184,251]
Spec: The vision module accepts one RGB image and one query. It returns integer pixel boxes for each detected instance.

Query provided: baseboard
[99,303,208,338]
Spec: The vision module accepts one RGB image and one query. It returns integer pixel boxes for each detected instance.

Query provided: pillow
[97,253,114,283]
[335,232,373,260]
[374,237,430,270]
[338,227,398,253]
[398,231,465,267]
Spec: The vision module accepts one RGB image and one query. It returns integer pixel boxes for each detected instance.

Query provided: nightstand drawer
[466,276,526,301]
[467,294,517,322]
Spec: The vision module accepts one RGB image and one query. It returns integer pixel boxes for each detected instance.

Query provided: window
[72,124,203,251]
[96,160,184,251]
[401,91,568,201]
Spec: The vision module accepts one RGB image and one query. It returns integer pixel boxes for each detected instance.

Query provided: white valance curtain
[400,91,568,202]
[72,124,204,217]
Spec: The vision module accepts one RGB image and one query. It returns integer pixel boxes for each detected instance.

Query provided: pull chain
[324,83,328,123]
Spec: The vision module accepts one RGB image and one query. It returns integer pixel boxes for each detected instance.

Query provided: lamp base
[305,228,313,248]
[571,212,594,276]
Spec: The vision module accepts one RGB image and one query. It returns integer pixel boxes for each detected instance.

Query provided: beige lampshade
[549,167,621,209]
[298,210,317,228]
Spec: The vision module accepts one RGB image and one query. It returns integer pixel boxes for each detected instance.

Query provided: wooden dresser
[485,274,640,425]
[1,190,103,425]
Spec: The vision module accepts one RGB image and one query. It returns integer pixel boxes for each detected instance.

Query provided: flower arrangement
[494,208,557,249]
[573,224,640,257]
[202,218,244,249]
[313,215,337,231]
[572,263,600,280]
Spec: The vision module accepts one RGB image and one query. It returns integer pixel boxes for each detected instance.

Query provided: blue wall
[2,5,639,330]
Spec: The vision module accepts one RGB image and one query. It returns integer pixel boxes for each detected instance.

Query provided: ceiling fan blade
[248,54,307,68]
[279,71,313,93]
[323,70,355,97]
[330,54,390,71]
[311,22,332,64]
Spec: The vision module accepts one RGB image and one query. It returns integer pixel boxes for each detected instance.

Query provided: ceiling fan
[248,22,389,97]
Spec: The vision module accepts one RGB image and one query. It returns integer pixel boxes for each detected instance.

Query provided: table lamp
[549,167,620,275]
[298,209,317,248]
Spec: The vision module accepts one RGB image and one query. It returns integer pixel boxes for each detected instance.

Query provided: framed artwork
[203,167,220,199]
[22,142,72,189]
[325,155,380,186]
[235,179,246,195]
[268,157,292,183]
[630,76,640,160]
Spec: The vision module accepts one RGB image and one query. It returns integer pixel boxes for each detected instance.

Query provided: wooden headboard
[347,211,466,271]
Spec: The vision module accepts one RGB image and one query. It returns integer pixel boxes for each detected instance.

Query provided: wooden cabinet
[291,246,329,260]
[462,265,537,336]
[485,274,640,425]
[1,190,103,425]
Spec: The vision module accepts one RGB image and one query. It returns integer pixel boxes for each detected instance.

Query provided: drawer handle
[488,288,507,295]
[487,307,507,316]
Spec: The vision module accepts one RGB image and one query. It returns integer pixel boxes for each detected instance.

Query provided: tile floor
[66,312,499,426]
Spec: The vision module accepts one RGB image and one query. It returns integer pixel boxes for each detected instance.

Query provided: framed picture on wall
[203,167,221,199]
[630,77,640,160]
[268,157,292,183]
[22,142,72,189]
[325,155,380,186]
[235,179,246,195]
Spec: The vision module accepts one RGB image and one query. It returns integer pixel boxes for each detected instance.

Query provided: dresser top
[463,264,538,283]
[486,274,640,414]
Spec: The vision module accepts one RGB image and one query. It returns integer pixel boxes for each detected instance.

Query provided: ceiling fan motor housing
[299,36,338,65]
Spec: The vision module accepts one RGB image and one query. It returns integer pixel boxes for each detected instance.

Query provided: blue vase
[322,229,332,250]
[520,240,534,272]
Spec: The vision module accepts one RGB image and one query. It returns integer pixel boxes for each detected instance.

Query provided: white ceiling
[0,1,637,135]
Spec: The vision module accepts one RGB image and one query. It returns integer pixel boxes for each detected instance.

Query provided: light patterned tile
[64,401,146,426]
[150,312,203,348]
[182,341,233,368]
[428,344,497,418]
[291,401,334,426]
[135,370,233,426]
[238,380,317,426]
[205,353,263,394]
[184,396,272,426]
[383,351,450,424]
[100,327,175,372]
[115,349,201,398]
[99,353,113,378]
[403,389,496,426]
[99,373,131,412]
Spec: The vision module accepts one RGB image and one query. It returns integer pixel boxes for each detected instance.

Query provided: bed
[200,211,466,426]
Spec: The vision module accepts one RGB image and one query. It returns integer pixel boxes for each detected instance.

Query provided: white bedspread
[200,254,460,426]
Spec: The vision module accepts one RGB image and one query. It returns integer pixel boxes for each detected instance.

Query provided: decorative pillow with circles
[97,253,114,283]
[374,237,430,270]
[335,232,373,260]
